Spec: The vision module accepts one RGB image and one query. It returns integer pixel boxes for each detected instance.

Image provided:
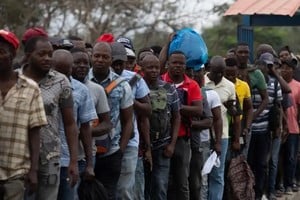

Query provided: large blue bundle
[168,28,208,70]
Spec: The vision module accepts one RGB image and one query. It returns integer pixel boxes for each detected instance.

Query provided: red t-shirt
[161,72,202,137]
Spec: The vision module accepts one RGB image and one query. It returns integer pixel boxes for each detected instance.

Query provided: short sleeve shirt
[60,78,98,167]
[286,79,300,134]
[205,75,236,138]
[90,69,133,156]
[235,78,251,109]
[161,73,202,137]
[248,69,267,91]
[0,73,47,180]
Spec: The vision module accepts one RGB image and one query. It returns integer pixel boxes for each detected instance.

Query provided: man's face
[209,65,224,84]
[72,52,90,81]
[125,56,136,71]
[236,45,250,66]
[92,43,112,75]
[0,41,13,71]
[224,66,237,83]
[280,64,293,81]
[279,50,291,62]
[142,58,160,82]
[168,53,186,77]
[111,60,125,75]
[29,40,53,73]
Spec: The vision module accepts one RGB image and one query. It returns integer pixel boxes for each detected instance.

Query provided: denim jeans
[189,141,210,200]
[135,156,145,200]
[57,167,75,200]
[145,148,171,200]
[116,146,138,200]
[247,133,271,198]
[168,138,191,200]
[283,134,299,188]
[94,149,123,200]
[208,138,228,200]
[268,137,281,194]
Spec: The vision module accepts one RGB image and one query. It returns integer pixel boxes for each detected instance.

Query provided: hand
[82,165,95,181]
[25,169,38,195]
[144,149,153,171]
[232,140,241,152]
[214,142,222,156]
[68,162,79,187]
[164,143,175,158]
[168,33,176,42]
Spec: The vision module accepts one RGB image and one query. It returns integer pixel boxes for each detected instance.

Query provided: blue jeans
[168,138,191,200]
[145,148,171,200]
[116,146,138,200]
[57,167,75,200]
[189,141,210,200]
[135,156,145,200]
[283,134,299,188]
[268,137,281,194]
[208,138,228,200]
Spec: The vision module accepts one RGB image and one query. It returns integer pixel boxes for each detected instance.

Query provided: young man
[52,49,97,200]
[161,51,203,200]
[110,42,152,200]
[281,58,300,194]
[0,30,47,200]
[205,56,239,200]
[21,36,79,200]
[141,54,181,200]
[90,42,134,200]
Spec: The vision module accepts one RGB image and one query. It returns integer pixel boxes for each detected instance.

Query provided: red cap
[96,33,114,43]
[0,29,20,50]
[22,27,48,43]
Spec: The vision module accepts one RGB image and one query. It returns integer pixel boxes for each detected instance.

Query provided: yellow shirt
[235,78,251,109]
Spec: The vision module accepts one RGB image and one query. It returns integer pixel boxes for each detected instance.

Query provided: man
[68,35,86,49]
[205,56,239,200]
[224,57,253,155]
[235,42,269,157]
[110,42,152,200]
[22,36,79,200]
[90,42,134,200]
[0,30,47,200]
[281,58,300,194]
[52,50,97,199]
[161,51,203,200]
[116,36,137,71]
[141,54,181,200]
[189,65,222,200]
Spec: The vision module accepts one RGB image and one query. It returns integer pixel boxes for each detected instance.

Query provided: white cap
[125,47,136,58]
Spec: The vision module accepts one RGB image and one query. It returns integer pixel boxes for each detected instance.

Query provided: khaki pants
[0,177,25,200]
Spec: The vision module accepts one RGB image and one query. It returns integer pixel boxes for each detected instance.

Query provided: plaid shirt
[0,72,47,180]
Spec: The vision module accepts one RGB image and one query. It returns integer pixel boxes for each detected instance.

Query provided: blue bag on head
[168,28,208,71]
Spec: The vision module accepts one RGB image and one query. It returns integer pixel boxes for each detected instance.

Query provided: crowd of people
[1,27,300,200]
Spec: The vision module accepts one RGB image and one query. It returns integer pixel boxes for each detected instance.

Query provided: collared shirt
[20,68,74,164]
[119,69,150,148]
[89,69,133,156]
[161,73,202,137]
[235,78,251,109]
[205,75,236,139]
[0,72,47,180]
[60,77,97,167]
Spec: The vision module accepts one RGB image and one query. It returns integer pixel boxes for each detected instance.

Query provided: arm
[211,106,222,155]
[232,115,241,151]
[92,112,113,137]
[79,122,93,173]
[180,100,203,118]
[27,126,41,194]
[270,66,291,93]
[61,107,79,187]
[134,95,152,117]
[253,89,269,120]
[164,110,181,158]
[242,98,253,139]
[191,118,213,130]
[119,106,134,152]
[159,33,175,75]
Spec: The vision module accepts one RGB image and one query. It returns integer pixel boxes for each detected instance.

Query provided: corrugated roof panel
[224,0,300,17]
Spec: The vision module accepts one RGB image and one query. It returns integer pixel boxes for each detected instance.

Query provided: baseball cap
[116,36,134,51]
[0,29,20,50]
[22,27,48,44]
[96,33,114,43]
[111,42,127,62]
[259,52,274,65]
[125,47,136,58]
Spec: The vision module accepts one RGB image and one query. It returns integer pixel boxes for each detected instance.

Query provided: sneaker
[268,193,277,200]
[275,190,283,198]
[285,187,293,195]
[292,183,299,192]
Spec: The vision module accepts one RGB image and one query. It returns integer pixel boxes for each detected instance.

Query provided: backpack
[227,155,255,200]
[149,83,172,149]
[94,77,125,155]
